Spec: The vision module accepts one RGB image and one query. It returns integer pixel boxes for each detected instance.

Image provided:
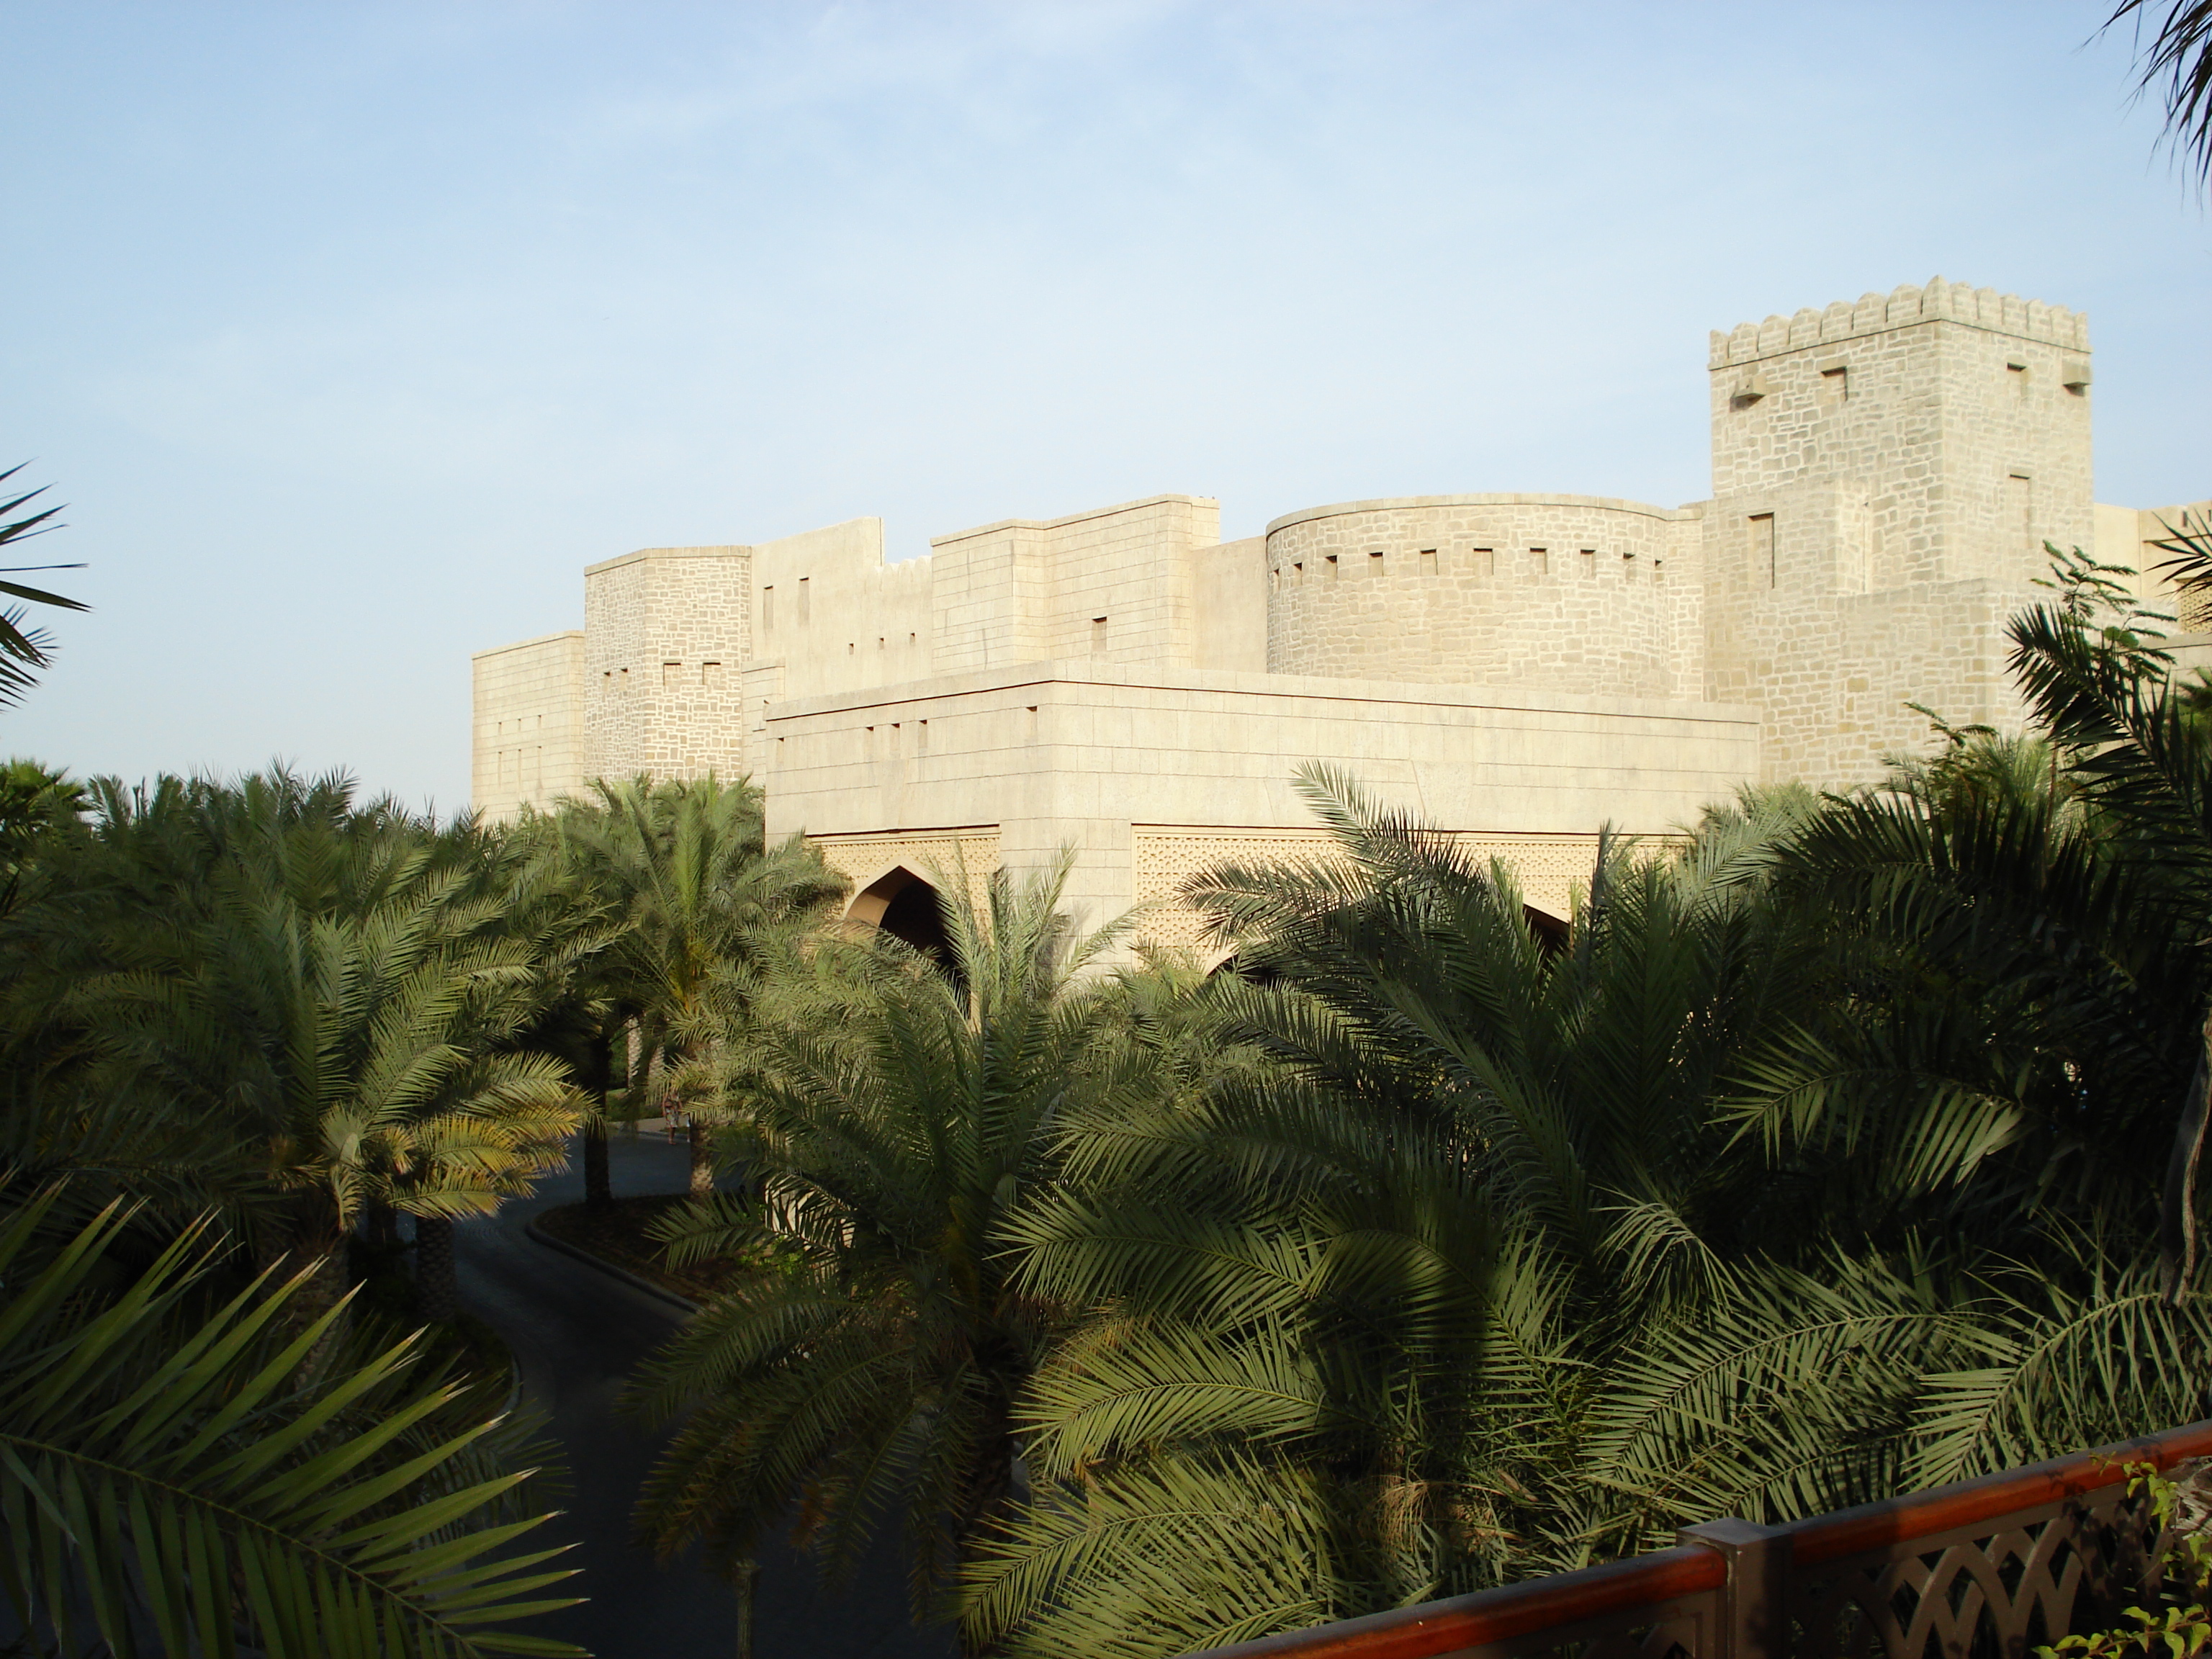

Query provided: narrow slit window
[1368,549,1385,575]
[1325,555,1340,580]
[1292,562,1303,583]
[798,577,811,623]
[1821,367,1848,405]
[1653,559,1665,583]
[662,661,680,688]
[2008,474,2033,554]
[1025,706,1039,742]
[916,719,929,756]
[1749,513,1776,588]
[1090,616,1107,653]
[1419,549,1438,577]
[1621,553,1637,581]
[1474,547,1494,578]
[2008,360,2029,397]
[762,586,774,630]
[1531,547,1550,577]
[702,660,723,687]
[1579,549,1597,579]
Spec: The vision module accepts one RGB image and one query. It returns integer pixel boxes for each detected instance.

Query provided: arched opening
[848,866,956,972]
[879,881,953,963]
[1523,904,1570,956]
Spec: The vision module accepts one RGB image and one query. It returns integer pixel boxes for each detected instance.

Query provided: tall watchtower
[1701,279,2094,784]
[580,544,753,784]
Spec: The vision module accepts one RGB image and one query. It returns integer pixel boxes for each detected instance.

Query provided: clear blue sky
[7,1,2207,811]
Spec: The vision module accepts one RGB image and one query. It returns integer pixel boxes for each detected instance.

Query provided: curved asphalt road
[457,1131,955,1659]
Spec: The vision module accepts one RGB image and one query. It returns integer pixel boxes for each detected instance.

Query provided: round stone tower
[1263,494,1703,700]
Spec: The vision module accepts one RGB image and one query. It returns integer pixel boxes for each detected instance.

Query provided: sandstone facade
[470,279,2207,948]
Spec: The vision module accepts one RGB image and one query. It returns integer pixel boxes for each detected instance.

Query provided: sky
[6,1,2208,811]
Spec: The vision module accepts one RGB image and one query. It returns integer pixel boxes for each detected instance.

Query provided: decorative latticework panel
[1791,1488,2158,1659]
[808,827,1002,919]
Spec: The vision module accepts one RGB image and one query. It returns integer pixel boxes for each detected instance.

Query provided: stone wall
[929,495,1220,674]
[1701,279,2096,785]
[747,518,934,703]
[471,631,586,819]
[765,660,1763,943]
[1189,536,1268,671]
[1263,495,1704,699]
[582,545,752,783]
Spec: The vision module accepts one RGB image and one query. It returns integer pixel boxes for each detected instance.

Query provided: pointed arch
[847,864,953,963]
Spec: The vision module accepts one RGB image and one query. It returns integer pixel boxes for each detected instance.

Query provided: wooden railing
[1183,1421,2212,1659]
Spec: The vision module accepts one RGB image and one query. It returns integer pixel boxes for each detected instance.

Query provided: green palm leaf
[0,1186,583,1658]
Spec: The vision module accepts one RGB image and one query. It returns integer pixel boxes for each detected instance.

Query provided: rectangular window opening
[1292,562,1303,583]
[762,586,774,630]
[1368,549,1385,574]
[1090,616,1107,653]
[2008,473,2033,554]
[798,577,811,623]
[1622,553,1637,581]
[1474,547,1494,578]
[1653,559,1665,583]
[1579,549,1597,578]
[702,660,723,686]
[1419,548,1438,577]
[1530,547,1549,577]
[916,719,929,756]
[1821,366,1849,405]
[1325,555,1340,580]
[1749,513,1776,589]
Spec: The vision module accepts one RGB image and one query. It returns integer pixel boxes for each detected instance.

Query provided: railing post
[1680,1518,1793,1659]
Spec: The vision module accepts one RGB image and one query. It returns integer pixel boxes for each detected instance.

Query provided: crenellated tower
[1700,278,2095,785]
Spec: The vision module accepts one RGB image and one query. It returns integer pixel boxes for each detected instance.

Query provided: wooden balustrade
[1180,1421,2212,1659]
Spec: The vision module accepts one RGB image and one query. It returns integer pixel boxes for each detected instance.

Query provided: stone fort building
[472,279,2205,950]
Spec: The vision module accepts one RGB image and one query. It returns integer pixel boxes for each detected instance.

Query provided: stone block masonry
[469,277,2200,945]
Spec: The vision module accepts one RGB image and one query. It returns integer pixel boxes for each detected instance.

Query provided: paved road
[457,1131,956,1659]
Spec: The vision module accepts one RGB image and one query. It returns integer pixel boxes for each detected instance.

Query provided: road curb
[524,1218,701,1314]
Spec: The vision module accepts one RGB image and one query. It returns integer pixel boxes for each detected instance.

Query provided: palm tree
[0,1183,585,1658]
[0,462,88,709]
[553,773,845,1199]
[959,763,2212,1658]
[7,767,584,1320]
[626,858,1151,1644]
[2105,1,2212,189]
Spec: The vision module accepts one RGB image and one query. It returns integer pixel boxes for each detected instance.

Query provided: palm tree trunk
[727,1557,758,1658]
[688,1120,714,1198]
[2159,1004,2212,1300]
[362,1197,398,1249]
[583,1027,616,1212]
[584,1119,613,1211]
[416,1215,459,1323]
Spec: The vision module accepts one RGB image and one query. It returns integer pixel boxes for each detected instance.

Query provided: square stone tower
[581,544,753,783]
[1701,279,2094,785]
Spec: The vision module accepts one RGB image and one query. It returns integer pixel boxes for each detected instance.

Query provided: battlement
[1708,278,2089,368]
